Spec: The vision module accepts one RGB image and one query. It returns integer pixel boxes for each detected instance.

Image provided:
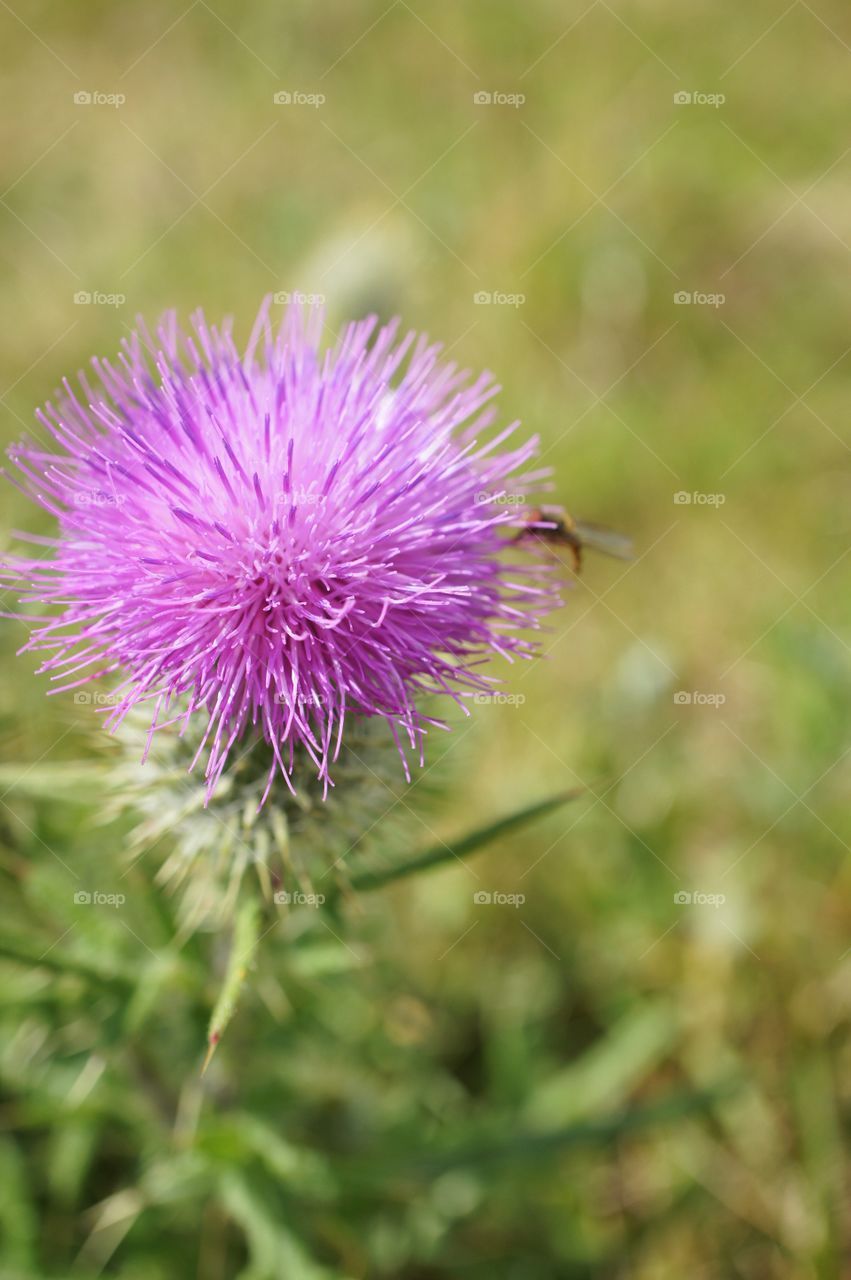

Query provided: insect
[512,505,634,572]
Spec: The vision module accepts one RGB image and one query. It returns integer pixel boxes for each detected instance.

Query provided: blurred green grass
[1,1,850,1276]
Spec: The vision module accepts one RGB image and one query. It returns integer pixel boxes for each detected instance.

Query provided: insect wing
[573,520,634,561]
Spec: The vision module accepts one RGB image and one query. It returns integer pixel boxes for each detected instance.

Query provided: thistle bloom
[3,301,557,803]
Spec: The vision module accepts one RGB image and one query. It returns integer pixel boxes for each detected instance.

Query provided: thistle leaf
[348,789,584,891]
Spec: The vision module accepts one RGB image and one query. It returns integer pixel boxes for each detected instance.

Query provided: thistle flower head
[4,300,557,803]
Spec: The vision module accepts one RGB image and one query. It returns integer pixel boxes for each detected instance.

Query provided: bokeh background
[1,2,850,1276]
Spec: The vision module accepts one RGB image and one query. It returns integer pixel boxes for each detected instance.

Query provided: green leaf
[347,1086,737,1181]
[203,895,261,1072]
[0,764,106,803]
[202,1114,335,1200]
[348,789,584,891]
[219,1170,344,1280]
[0,935,134,990]
[524,1002,680,1127]
[47,1120,98,1206]
[0,1137,38,1268]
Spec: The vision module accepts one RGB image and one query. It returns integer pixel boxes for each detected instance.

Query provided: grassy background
[1,1,850,1276]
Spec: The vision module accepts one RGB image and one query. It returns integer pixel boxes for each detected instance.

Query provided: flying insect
[512,505,633,572]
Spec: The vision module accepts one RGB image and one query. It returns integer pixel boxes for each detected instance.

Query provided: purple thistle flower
[3,300,559,804]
